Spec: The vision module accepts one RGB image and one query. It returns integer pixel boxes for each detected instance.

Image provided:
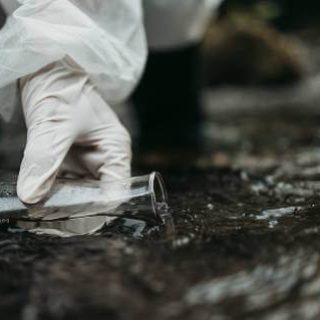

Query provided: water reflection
[16,215,112,237]
[9,204,175,238]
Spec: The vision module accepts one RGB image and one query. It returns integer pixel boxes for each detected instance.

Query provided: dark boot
[0,4,6,29]
[132,44,203,152]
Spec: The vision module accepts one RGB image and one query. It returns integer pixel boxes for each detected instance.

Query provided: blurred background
[2,0,320,170]
[127,0,320,171]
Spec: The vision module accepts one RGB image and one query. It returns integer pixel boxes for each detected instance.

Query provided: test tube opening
[149,172,168,219]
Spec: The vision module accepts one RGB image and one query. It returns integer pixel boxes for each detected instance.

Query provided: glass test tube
[0,171,169,235]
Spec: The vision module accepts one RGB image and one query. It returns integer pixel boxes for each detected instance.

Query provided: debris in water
[157,202,176,240]
[207,203,214,210]
[107,218,147,239]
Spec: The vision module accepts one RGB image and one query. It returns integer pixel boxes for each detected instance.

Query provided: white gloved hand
[17,59,132,204]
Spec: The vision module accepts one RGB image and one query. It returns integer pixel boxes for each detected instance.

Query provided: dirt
[1,101,320,320]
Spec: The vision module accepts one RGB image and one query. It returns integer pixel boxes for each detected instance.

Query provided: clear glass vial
[0,172,169,236]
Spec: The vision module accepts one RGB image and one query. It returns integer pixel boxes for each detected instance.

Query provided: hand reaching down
[18,60,132,204]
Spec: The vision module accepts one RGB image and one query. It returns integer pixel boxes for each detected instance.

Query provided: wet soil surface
[2,105,320,320]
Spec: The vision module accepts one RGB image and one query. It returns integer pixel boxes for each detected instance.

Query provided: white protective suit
[0,0,222,204]
[0,0,147,120]
[143,0,222,50]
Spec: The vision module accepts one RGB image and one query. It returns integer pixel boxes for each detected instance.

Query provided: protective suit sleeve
[0,0,146,120]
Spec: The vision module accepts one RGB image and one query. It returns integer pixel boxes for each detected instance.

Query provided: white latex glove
[17,59,132,204]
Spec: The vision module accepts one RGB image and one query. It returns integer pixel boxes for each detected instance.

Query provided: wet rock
[185,252,320,315]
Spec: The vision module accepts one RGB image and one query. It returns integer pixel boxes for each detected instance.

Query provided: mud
[2,102,320,320]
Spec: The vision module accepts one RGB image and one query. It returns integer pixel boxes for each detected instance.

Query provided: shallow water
[13,204,175,239]
[3,97,320,319]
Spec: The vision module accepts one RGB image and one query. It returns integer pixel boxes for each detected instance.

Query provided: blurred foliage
[202,14,303,87]
[220,0,320,30]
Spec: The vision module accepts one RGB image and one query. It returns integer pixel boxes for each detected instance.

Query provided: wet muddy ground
[2,95,320,320]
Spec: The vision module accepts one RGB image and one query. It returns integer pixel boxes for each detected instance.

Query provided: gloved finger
[17,98,76,204]
[74,96,132,182]
[76,124,132,183]
[58,146,91,179]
